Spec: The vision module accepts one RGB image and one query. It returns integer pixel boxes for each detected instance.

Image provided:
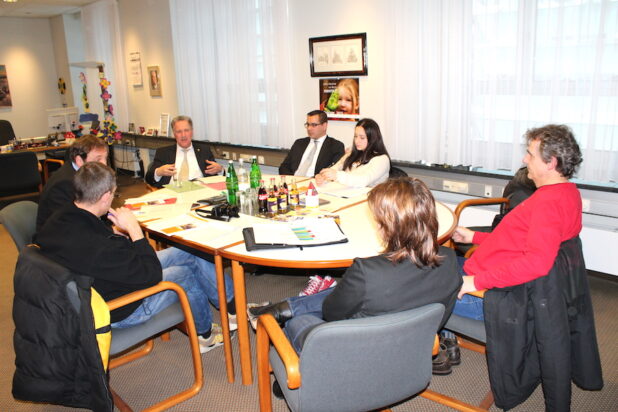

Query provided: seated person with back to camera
[249,178,462,356]
[279,110,345,177]
[315,118,391,188]
[36,162,236,354]
[145,115,223,188]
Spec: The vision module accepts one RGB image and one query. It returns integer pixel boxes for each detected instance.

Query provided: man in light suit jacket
[145,115,223,188]
[279,110,344,177]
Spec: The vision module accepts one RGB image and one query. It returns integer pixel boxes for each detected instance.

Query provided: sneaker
[247,301,271,330]
[298,275,324,296]
[198,331,224,354]
[317,276,337,292]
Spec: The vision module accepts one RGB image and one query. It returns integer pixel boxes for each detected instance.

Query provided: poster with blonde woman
[319,78,359,121]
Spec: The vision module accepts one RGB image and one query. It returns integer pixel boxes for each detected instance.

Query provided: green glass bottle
[250,156,262,189]
[226,160,238,206]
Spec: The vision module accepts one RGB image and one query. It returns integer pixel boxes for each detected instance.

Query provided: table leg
[215,255,235,383]
[232,260,253,385]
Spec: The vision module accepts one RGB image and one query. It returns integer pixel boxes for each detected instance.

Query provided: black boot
[442,337,461,366]
[432,344,452,375]
[248,301,293,326]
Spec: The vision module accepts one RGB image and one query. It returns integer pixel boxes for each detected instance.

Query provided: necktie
[179,149,189,181]
[297,140,318,176]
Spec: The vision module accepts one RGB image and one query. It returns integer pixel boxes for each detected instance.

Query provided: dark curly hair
[525,124,583,179]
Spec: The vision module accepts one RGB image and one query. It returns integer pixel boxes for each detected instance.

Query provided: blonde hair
[336,78,359,113]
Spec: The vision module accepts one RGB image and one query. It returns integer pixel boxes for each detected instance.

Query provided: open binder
[243,218,348,251]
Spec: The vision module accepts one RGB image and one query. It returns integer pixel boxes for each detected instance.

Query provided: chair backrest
[0,151,41,195]
[286,303,444,412]
[0,120,15,145]
[389,166,408,179]
[0,200,38,250]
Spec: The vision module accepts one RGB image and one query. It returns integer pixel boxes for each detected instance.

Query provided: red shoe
[298,275,323,296]
[317,276,337,292]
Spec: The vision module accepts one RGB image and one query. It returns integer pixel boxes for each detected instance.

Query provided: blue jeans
[111,247,234,335]
[283,289,334,353]
[451,256,484,321]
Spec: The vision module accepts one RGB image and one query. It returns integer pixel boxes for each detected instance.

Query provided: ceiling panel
[0,0,97,18]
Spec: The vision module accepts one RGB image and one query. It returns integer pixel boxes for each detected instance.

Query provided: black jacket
[145,141,217,187]
[35,203,162,322]
[484,237,603,411]
[36,161,76,232]
[13,246,113,411]
[323,247,462,329]
[279,136,345,176]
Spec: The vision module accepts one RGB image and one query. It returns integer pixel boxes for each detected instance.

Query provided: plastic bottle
[226,160,238,206]
[267,178,278,216]
[278,176,289,214]
[250,156,262,189]
[289,178,300,210]
[237,159,250,191]
[258,179,268,214]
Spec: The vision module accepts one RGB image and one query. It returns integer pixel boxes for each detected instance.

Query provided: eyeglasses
[304,122,324,128]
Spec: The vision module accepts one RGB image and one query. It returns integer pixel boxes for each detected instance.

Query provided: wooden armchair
[257,304,445,412]
[106,281,204,411]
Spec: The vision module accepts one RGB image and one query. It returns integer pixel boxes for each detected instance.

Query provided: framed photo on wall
[309,33,367,77]
[148,66,162,97]
[0,65,13,107]
[319,78,360,122]
[159,113,170,137]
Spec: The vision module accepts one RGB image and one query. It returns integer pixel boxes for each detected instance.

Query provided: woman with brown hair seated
[249,177,462,353]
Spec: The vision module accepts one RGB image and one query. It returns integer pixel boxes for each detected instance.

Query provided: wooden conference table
[128,175,457,385]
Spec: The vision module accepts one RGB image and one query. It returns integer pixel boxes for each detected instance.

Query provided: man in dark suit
[279,110,344,177]
[145,115,223,188]
[36,134,109,232]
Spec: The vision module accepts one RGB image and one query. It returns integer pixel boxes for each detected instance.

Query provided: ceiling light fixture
[3,0,20,3]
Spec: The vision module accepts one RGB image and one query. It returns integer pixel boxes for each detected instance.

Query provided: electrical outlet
[484,185,493,197]
[258,155,265,164]
[582,198,591,213]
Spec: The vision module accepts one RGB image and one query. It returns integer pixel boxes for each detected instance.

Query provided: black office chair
[0,151,41,203]
[388,166,408,179]
[0,119,15,146]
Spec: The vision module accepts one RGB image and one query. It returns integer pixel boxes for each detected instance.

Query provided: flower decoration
[97,116,122,145]
[64,131,75,140]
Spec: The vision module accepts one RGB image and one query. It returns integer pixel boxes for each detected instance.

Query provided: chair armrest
[256,314,301,389]
[454,197,509,219]
[107,281,186,311]
[468,289,486,298]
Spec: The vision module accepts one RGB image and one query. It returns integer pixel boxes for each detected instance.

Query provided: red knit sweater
[465,182,582,290]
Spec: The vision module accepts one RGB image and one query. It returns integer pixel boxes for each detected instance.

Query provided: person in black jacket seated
[36,134,109,232]
[36,162,235,354]
[248,177,462,353]
[279,110,345,177]
[145,115,223,188]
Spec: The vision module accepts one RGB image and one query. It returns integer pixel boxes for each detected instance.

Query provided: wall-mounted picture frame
[129,52,143,87]
[319,78,360,122]
[147,65,162,97]
[0,65,13,107]
[309,33,367,77]
[159,113,170,137]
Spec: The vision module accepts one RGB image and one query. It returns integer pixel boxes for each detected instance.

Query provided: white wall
[118,0,178,134]
[50,15,74,108]
[0,17,61,137]
[289,1,388,149]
